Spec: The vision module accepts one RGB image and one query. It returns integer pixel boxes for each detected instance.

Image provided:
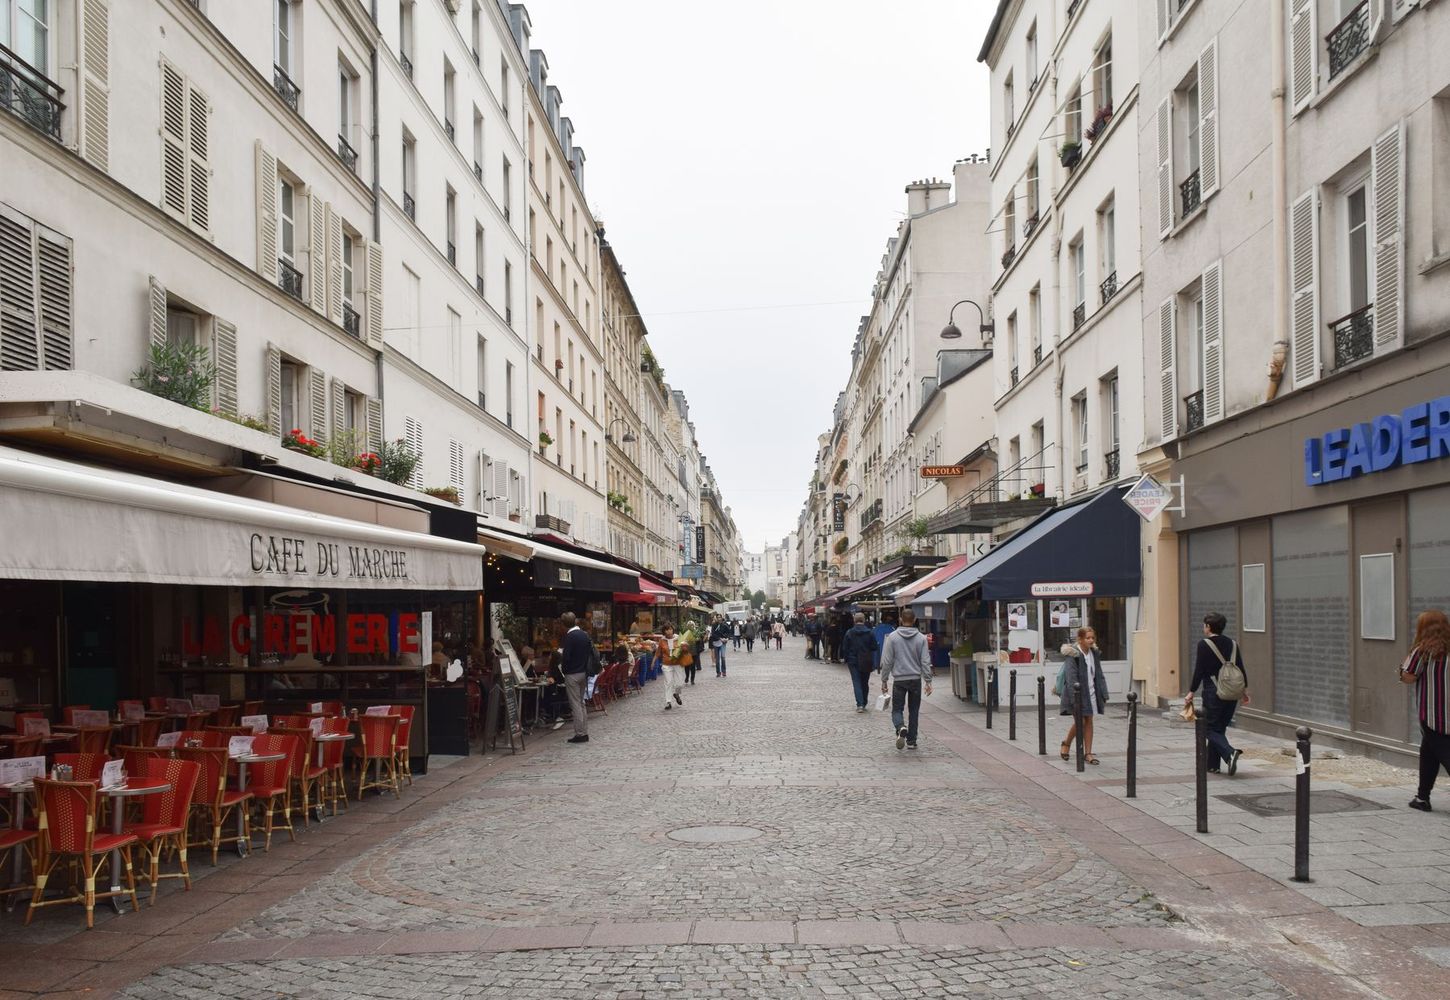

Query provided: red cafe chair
[311,701,344,716]
[118,745,169,775]
[60,705,92,725]
[241,701,264,717]
[174,747,251,865]
[212,705,240,727]
[0,826,37,907]
[117,700,145,718]
[174,729,224,749]
[124,758,201,904]
[133,717,163,747]
[242,734,297,852]
[353,715,399,800]
[319,717,350,815]
[147,697,169,712]
[7,735,42,759]
[72,727,113,755]
[389,706,416,787]
[269,727,323,829]
[27,778,140,928]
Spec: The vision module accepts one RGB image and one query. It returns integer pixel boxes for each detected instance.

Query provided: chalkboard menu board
[491,672,524,754]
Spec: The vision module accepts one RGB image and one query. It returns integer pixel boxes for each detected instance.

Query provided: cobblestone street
[3,641,1445,998]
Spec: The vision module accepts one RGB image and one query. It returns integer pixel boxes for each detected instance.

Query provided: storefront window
[1044,599,1083,663]
[998,600,1041,664]
[1089,597,1127,660]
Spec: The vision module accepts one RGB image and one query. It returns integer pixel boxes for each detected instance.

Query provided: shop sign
[1030,582,1094,597]
[249,533,410,582]
[1122,474,1174,521]
[920,465,965,478]
[832,493,847,531]
[694,526,706,562]
[181,612,424,658]
[1304,395,1450,486]
[558,567,573,585]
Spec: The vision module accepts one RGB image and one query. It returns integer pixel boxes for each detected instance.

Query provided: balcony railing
[475,275,486,298]
[403,192,416,220]
[1180,169,1202,217]
[1327,0,1371,79]
[1072,302,1086,331]
[400,53,413,79]
[278,258,304,301]
[1023,211,1040,240]
[444,118,455,142]
[1330,304,1375,369]
[337,134,358,174]
[446,241,456,266]
[1184,390,1205,432]
[1010,365,1020,387]
[273,64,300,112]
[0,45,63,140]
[1001,244,1017,269]
[1100,270,1119,305]
[472,48,480,68]
[342,302,361,339]
[1067,0,1083,18]
[1104,448,1120,480]
[1033,344,1043,366]
[473,162,482,183]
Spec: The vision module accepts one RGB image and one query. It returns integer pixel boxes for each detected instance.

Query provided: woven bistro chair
[205,725,249,739]
[117,700,145,718]
[146,697,169,711]
[174,729,224,749]
[27,778,140,928]
[318,717,350,815]
[353,714,400,800]
[182,711,208,731]
[60,705,92,725]
[175,747,251,865]
[270,714,314,729]
[132,717,163,747]
[0,826,37,908]
[311,701,344,716]
[267,727,324,829]
[241,701,264,717]
[71,727,113,755]
[117,745,170,775]
[7,735,42,759]
[124,758,200,905]
[388,706,416,787]
[212,705,241,727]
[243,734,298,852]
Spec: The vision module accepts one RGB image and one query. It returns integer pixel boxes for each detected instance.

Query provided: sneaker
[551,721,564,731]
[567,735,589,743]
[896,726,908,750]
[664,702,672,710]
[906,742,918,750]
[674,692,683,706]
[1227,749,1243,776]
[1410,797,1432,812]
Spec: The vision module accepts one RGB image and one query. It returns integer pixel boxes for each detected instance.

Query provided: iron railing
[1184,390,1205,432]
[1100,270,1118,305]
[1327,0,1371,79]
[342,302,361,338]
[472,48,480,68]
[273,65,300,112]
[1072,302,1086,331]
[1330,304,1375,369]
[447,241,456,266]
[278,258,304,301]
[473,162,483,183]
[403,192,416,220]
[1180,169,1201,217]
[444,118,455,142]
[475,275,486,298]
[400,53,413,79]
[1010,365,1020,387]
[1105,448,1120,480]
[1068,0,1083,19]
[1001,244,1017,269]
[1033,344,1043,366]
[1023,210,1040,240]
[337,134,358,174]
[0,45,63,140]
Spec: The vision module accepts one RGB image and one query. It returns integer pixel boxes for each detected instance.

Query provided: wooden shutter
[214,318,238,415]
[1289,188,1321,387]
[1290,0,1316,113]
[255,142,278,280]
[1198,38,1219,199]
[364,239,384,346]
[0,207,39,372]
[1156,97,1173,238]
[365,396,383,453]
[308,193,326,313]
[308,367,328,443]
[187,83,210,233]
[36,228,72,371]
[492,458,511,517]
[148,275,168,350]
[404,416,424,489]
[1157,0,1170,42]
[330,377,346,444]
[325,204,343,323]
[1371,121,1405,354]
[1201,259,1223,424]
[161,61,188,220]
[449,439,465,494]
[1159,298,1177,443]
[479,450,492,510]
[265,344,282,434]
[79,0,110,171]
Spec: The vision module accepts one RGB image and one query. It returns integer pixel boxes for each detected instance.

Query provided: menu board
[157,731,181,748]
[22,717,50,737]
[120,703,146,721]
[309,717,325,736]
[365,705,391,716]
[72,709,110,728]
[240,714,268,734]
[228,735,256,758]
[166,698,193,714]
[0,755,45,786]
[497,640,526,683]
[101,759,124,788]
[192,693,220,711]
[309,702,324,713]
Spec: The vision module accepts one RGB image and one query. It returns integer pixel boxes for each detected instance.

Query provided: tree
[750,590,767,609]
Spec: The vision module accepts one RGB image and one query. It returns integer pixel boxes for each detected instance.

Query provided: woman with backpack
[1398,609,1450,812]
[1185,611,1250,775]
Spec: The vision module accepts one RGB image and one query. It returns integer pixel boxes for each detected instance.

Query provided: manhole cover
[1217,790,1389,818]
[666,825,765,844]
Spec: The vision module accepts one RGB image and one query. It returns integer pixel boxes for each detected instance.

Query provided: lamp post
[940,299,994,341]
[604,418,637,445]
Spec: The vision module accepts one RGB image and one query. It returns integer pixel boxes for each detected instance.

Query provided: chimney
[904,180,931,217]
[922,177,953,213]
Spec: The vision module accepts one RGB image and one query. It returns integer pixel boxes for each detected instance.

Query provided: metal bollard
[1073,681,1085,773]
[1126,691,1138,798]
[1036,675,1047,755]
[1293,726,1313,882]
[985,665,994,730]
[1009,669,1018,741]
[1195,710,1209,833]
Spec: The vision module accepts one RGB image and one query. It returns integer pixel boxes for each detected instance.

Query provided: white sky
[529,1,994,551]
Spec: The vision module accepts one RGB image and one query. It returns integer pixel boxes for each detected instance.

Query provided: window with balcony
[398,1,414,79]
[279,358,300,433]
[1183,78,1201,216]
[476,336,487,410]
[500,64,509,119]
[1007,311,1019,386]
[1069,234,1086,330]
[501,156,511,220]
[1,0,62,140]
[401,134,416,220]
[337,62,359,173]
[1102,373,1120,480]
[505,361,515,427]
[445,188,456,265]
[1003,73,1015,140]
[1327,0,1372,80]
[1093,34,1113,121]
[1024,157,1040,236]
[1026,20,1038,89]
[1331,176,1374,369]
[1029,285,1042,364]
[277,177,303,299]
[1098,195,1117,304]
[443,62,455,142]
[273,0,299,111]
[1001,196,1017,269]
[472,108,484,182]
[470,2,481,65]
[341,232,359,337]
[474,223,485,297]
[1073,393,1088,473]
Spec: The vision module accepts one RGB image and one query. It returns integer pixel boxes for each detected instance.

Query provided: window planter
[423,486,461,505]
[1059,142,1082,169]
[1085,104,1113,143]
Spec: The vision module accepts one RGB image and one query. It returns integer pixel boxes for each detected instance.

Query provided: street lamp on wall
[940,299,994,341]
[605,418,637,445]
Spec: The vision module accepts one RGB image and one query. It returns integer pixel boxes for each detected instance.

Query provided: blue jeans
[714,644,727,675]
[891,679,922,743]
[849,665,872,708]
[1202,683,1238,769]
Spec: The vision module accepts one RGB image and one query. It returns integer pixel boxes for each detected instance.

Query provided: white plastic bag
[875,690,892,712]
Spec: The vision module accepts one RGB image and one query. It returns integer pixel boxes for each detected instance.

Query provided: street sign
[1123,473,1174,521]
[694,525,705,562]
[1030,581,1094,597]
[832,493,846,531]
[920,465,966,478]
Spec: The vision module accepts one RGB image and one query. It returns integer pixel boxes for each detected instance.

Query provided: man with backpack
[1185,611,1250,775]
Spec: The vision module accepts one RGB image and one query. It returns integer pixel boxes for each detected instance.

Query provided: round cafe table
[233,753,284,856]
[102,778,169,913]
[311,733,353,821]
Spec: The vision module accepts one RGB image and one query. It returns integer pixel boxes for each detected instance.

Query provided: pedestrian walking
[1184,612,1250,775]
[745,618,757,653]
[1058,627,1108,764]
[824,620,842,663]
[731,619,742,650]
[681,621,701,685]
[805,618,821,659]
[840,612,879,712]
[773,619,785,649]
[1399,610,1450,812]
[871,616,895,673]
[558,612,596,744]
[710,616,731,677]
[657,625,688,710]
[880,608,933,749]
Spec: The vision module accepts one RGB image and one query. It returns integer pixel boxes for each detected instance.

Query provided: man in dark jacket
[558,612,596,743]
[709,616,731,677]
[840,613,879,712]
[805,618,822,659]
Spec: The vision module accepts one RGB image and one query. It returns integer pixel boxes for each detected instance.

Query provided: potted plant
[1085,104,1114,143]
[1059,139,1082,168]
[508,509,522,523]
[423,485,462,505]
[833,536,849,556]
[538,430,554,453]
[354,451,382,476]
[1029,482,1046,498]
[281,428,326,458]
[375,438,420,485]
[132,342,216,410]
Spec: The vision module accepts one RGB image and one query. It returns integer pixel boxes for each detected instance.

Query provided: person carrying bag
[1185,612,1250,775]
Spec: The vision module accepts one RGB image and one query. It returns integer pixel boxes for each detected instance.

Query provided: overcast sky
[530,1,994,552]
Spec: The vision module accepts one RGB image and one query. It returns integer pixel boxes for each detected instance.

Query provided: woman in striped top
[1399,609,1450,813]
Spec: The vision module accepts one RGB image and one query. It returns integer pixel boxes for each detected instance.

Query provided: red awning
[893,555,971,605]
[614,576,676,605]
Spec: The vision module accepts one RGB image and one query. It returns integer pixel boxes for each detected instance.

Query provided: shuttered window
[265,344,283,434]
[1201,260,1224,424]
[449,438,465,495]
[1290,0,1317,112]
[255,143,279,280]
[1197,38,1219,199]
[0,206,72,373]
[404,415,423,489]
[308,367,328,444]
[1371,121,1405,354]
[1289,189,1321,388]
[1155,97,1173,238]
[159,59,210,233]
[365,396,382,453]
[492,457,511,517]
[81,0,111,171]
[214,318,238,416]
[1158,298,1178,443]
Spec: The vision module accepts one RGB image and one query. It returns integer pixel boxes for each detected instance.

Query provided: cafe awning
[912,486,1140,618]
[0,445,486,591]
[477,526,639,593]
[613,575,676,605]
[892,554,970,606]
[834,565,911,604]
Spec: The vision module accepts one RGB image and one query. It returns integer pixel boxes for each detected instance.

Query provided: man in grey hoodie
[880,608,933,749]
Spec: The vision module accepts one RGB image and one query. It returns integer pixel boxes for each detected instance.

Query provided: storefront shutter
[0,207,40,372]
[309,368,328,444]
[325,203,343,323]
[265,344,282,435]
[1197,37,1219,198]
[329,376,346,443]
[364,239,384,347]
[79,0,110,172]
[1289,188,1321,387]
[1290,0,1316,113]
[213,318,237,415]
[1159,298,1177,443]
[1371,120,1405,354]
[308,193,326,314]
[148,276,167,350]
[160,61,187,221]
[255,142,278,281]
[1156,97,1173,238]
[1201,259,1223,424]
[365,396,382,453]
[449,439,465,494]
[187,83,210,233]
[492,458,511,517]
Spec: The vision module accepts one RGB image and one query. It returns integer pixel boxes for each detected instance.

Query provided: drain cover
[1217,790,1389,818]
[666,825,764,844]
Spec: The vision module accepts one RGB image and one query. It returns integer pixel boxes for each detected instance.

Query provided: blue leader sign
[1304,394,1450,486]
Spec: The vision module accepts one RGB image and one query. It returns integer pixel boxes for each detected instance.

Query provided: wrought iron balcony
[1010,365,1019,387]
[472,48,480,68]
[1001,244,1017,269]
[1180,169,1202,217]
[475,275,486,298]
[473,162,482,183]
[337,134,358,174]
[1327,0,1371,79]
[0,45,63,140]
[273,65,300,112]
[1033,344,1043,366]
[1330,304,1375,369]
[403,192,416,220]
[278,258,304,301]
[1072,302,1086,331]
[342,302,361,339]
[1104,448,1120,480]
[400,53,413,79]
[447,241,456,266]
[1184,390,1205,432]
[1068,0,1083,18]
[1006,120,1015,140]
[444,118,455,142]
[1100,270,1118,305]
[1023,211,1040,239]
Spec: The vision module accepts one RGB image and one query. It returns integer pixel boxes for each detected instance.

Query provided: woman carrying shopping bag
[658,625,690,710]
[1400,610,1450,812]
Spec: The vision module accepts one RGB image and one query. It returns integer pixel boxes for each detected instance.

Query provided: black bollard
[1126,691,1138,798]
[1009,669,1018,741]
[1073,681,1085,773]
[985,665,994,730]
[1195,710,1209,833]
[1036,675,1047,755]
[1293,726,1313,882]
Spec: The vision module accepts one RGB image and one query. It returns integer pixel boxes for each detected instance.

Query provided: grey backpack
[1206,639,1246,701]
